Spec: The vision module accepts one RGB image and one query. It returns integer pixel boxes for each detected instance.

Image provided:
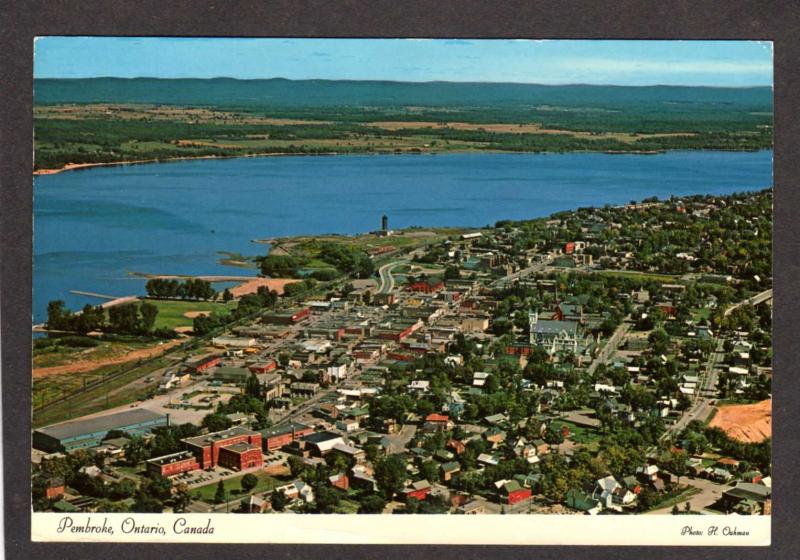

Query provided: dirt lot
[32,339,183,379]
[709,399,772,443]
[230,278,300,298]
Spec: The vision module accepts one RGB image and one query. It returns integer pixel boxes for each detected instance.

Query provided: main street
[662,337,725,441]
[587,316,632,375]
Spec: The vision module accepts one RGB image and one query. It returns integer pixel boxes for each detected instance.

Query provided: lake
[33,150,773,323]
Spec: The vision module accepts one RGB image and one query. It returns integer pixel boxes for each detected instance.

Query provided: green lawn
[335,499,361,513]
[551,420,603,445]
[193,471,281,504]
[691,307,712,322]
[149,299,237,330]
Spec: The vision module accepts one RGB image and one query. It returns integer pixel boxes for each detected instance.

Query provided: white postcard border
[32,512,770,546]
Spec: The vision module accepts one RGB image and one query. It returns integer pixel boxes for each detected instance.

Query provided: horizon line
[33,76,774,89]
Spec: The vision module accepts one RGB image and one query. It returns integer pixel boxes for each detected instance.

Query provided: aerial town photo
[31,39,772,519]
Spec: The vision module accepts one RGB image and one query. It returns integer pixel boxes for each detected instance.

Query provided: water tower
[381,214,388,232]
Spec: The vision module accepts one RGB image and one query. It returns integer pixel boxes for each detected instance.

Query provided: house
[592,475,636,508]
[440,461,461,482]
[45,477,65,500]
[721,482,771,515]
[248,494,272,513]
[457,500,486,514]
[565,488,602,515]
[477,453,500,467]
[425,413,454,430]
[329,472,350,491]
[402,480,432,502]
[277,480,315,503]
[472,371,491,387]
[499,480,531,505]
[636,464,660,483]
[447,439,466,456]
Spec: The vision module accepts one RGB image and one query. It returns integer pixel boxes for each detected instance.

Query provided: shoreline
[31,146,772,176]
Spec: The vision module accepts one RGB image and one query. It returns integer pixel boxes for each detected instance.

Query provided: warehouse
[33,409,168,453]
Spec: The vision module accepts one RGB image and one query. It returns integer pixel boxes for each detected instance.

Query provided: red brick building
[249,360,277,374]
[45,478,65,500]
[183,426,263,471]
[262,307,311,325]
[407,278,445,294]
[564,242,576,255]
[146,450,200,477]
[260,422,314,452]
[187,355,221,374]
[218,442,263,470]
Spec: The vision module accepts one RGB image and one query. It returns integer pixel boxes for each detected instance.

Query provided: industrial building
[33,409,168,453]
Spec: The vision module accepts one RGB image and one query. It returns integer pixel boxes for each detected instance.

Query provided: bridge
[723,288,773,317]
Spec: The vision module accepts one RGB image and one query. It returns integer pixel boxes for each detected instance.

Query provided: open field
[708,399,772,443]
[148,299,238,330]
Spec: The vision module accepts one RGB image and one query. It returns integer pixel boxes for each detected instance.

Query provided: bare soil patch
[32,339,183,379]
[709,399,772,443]
[230,278,301,298]
[183,311,211,319]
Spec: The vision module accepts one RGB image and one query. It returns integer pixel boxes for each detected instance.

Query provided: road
[492,255,553,289]
[385,424,417,454]
[647,477,731,515]
[377,260,407,294]
[587,317,631,375]
[662,338,725,440]
[723,288,773,317]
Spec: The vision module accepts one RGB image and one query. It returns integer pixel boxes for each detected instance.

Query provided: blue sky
[34,38,773,86]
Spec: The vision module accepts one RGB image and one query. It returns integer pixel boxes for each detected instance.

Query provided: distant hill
[34,77,772,111]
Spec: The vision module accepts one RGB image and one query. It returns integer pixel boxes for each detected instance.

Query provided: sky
[34,38,773,87]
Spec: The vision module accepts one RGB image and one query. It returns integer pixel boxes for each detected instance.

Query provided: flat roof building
[33,409,168,453]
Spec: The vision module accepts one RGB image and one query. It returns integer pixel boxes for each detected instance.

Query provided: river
[33,150,773,322]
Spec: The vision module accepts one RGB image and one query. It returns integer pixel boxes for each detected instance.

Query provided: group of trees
[145,278,216,300]
[192,286,279,335]
[45,299,170,337]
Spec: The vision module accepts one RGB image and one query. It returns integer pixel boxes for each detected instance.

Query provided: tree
[288,456,306,478]
[172,483,192,513]
[132,493,163,513]
[139,301,159,332]
[214,480,226,504]
[202,412,232,433]
[241,473,258,493]
[270,489,288,511]
[222,288,233,302]
[357,495,386,514]
[671,504,680,515]
[374,455,407,500]
[123,435,149,466]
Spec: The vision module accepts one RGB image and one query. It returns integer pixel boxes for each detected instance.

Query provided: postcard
[29,37,772,545]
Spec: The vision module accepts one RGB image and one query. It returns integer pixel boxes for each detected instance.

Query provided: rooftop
[35,409,166,441]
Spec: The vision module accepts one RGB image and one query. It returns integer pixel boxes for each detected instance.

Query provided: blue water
[33,150,773,323]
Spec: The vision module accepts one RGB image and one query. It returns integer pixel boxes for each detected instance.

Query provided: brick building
[183,426,263,471]
[146,450,200,477]
[260,422,314,452]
